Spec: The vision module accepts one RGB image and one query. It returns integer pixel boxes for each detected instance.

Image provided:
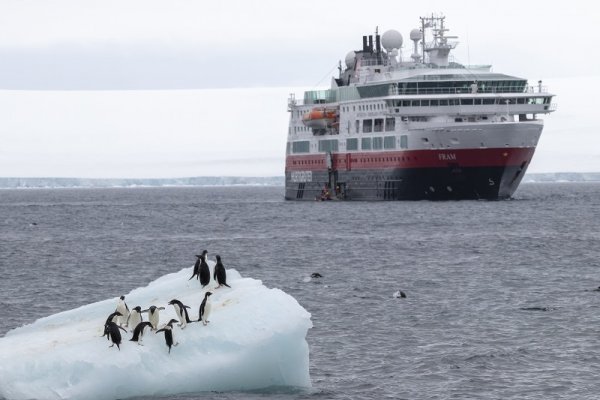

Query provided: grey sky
[0,0,596,89]
[0,0,597,177]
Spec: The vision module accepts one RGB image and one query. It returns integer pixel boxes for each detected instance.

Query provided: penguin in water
[188,253,203,281]
[128,306,143,331]
[199,250,211,288]
[105,321,127,350]
[213,255,231,288]
[102,311,122,340]
[142,305,165,330]
[168,299,192,329]
[198,292,212,326]
[156,319,179,354]
[130,321,153,345]
[115,295,130,327]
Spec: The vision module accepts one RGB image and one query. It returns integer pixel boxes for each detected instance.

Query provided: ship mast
[419,13,458,67]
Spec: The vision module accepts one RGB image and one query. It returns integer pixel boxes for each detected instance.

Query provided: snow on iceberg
[0,264,312,400]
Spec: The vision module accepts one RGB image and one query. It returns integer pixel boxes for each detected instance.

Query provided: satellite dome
[381,29,403,51]
[410,28,422,41]
[345,51,356,68]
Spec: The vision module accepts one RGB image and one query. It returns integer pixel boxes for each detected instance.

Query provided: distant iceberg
[0,176,285,189]
[0,265,312,400]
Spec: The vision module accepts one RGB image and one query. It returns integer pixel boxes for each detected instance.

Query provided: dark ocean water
[2,183,600,400]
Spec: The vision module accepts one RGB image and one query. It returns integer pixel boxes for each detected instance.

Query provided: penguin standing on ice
[142,305,165,330]
[115,295,130,327]
[156,319,179,354]
[199,250,211,288]
[198,292,212,325]
[102,311,122,340]
[213,255,231,288]
[130,321,153,345]
[128,306,143,331]
[168,299,192,329]
[105,321,127,350]
[188,254,203,281]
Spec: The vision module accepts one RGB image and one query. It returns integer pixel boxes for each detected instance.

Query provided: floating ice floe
[0,264,312,400]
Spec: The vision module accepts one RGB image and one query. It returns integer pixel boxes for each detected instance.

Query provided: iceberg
[0,264,312,400]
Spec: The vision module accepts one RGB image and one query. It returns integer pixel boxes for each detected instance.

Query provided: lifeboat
[302,107,338,129]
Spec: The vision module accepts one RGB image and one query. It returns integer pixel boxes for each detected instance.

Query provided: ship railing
[387,85,548,96]
[359,58,389,67]
[288,94,306,109]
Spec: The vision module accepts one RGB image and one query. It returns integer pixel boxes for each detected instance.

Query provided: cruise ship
[285,14,556,200]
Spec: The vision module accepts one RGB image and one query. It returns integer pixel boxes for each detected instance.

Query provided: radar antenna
[420,13,459,67]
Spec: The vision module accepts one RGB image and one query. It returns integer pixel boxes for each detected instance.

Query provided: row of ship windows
[291,156,416,166]
[341,103,385,113]
[388,97,550,107]
[294,96,550,119]
[293,114,492,136]
[290,136,408,154]
[355,118,395,133]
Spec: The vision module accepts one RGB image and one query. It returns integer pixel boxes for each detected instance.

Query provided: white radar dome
[345,51,356,68]
[381,29,403,51]
[410,28,422,41]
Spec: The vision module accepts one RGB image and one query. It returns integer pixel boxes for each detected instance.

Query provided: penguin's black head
[120,295,125,300]
[216,255,221,261]
[206,292,213,298]
[133,306,142,312]
[168,299,177,305]
[202,250,208,255]
[149,305,157,312]
[167,318,179,326]
[114,311,123,316]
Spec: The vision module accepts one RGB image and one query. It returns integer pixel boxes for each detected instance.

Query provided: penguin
[156,319,179,354]
[199,250,210,288]
[130,321,153,345]
[102,311,122,340]
[128,306,143,331]
[168,299,192,329]
[106,321,127,350]
[393,290,407,298]
[142,305,165,330]
[198,292,213,326]
[188,254,203,281]
[213,255,231,288]
[115,295,130,327]
[311,272,323,278]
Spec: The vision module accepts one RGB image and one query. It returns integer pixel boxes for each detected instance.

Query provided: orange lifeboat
[302,107,338,129]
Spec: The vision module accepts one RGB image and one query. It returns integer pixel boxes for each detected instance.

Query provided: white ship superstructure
[285,14,556,200]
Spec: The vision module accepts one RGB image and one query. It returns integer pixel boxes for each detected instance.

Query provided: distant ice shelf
[0,176,285,189]
[1,173,600,189]
[0,265,312,400]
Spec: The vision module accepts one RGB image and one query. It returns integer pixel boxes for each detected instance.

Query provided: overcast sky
[0,0,598,177]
